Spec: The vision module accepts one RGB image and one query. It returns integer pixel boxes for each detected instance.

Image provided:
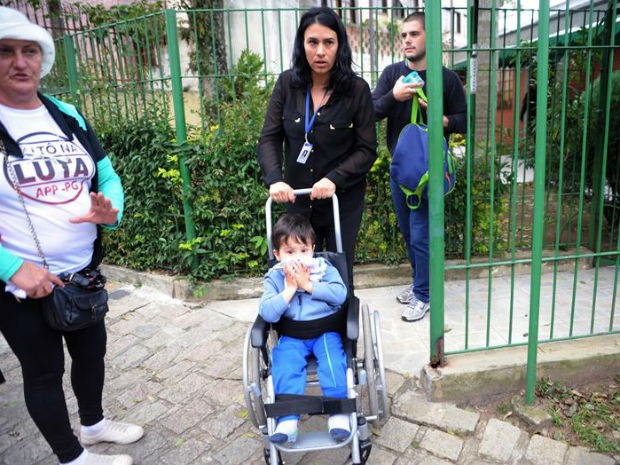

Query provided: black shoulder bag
[2,138,108,331]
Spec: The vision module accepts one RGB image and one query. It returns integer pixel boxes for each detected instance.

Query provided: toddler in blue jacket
[259,213,350,443]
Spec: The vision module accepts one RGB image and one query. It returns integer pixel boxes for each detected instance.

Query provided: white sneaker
[396,284,415,304]
[81,419,144,446]
[82,452,133,465]
[401,297,430,322]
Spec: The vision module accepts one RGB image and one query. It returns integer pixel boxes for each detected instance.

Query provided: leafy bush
[445,148,509,257]
[97,115,188,272]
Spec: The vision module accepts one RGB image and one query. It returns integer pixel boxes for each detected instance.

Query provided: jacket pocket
[327,118,354,130]
[283,110,304,137]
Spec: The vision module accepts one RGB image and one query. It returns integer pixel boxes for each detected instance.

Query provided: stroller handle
[266,189,342,259]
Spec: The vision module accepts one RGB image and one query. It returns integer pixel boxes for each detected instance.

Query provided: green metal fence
[10,0,620,395]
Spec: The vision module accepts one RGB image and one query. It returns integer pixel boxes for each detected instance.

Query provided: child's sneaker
[80,419,144,446]
[328,414,350,442]
[269,419,298,444]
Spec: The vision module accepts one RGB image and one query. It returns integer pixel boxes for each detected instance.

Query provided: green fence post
[62,35,79,105]
[164,9,197,266]
[525,0,550,405]
[426,0,446,367]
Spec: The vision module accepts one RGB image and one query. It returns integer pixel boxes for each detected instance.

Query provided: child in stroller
[259,213,351,444]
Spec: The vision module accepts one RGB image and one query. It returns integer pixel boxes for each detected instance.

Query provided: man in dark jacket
[372,11,467,322]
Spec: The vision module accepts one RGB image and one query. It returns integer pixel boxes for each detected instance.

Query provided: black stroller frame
[242,190,388,465]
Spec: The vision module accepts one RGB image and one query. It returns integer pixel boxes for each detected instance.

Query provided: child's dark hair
[272,213,316,249]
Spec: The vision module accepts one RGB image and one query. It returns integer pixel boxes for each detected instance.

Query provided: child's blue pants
[272,332,347,422]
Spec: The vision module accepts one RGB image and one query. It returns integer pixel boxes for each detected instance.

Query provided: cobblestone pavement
[0,277,618,465]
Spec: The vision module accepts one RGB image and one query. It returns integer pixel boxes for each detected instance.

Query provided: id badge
[296,141,313,164]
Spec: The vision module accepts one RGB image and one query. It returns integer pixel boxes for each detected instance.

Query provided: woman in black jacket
[258,6,377,288]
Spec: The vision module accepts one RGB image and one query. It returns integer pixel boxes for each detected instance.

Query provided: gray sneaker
[396,284,415,304]
[401,298,430,322]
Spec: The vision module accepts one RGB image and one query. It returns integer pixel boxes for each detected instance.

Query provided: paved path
[1,268,619,465]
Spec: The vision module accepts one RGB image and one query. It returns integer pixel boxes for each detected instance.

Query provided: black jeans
[0,282,106,463]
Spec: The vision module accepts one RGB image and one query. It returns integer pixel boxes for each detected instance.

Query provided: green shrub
[98,115,188,273]
[445,148,509,257]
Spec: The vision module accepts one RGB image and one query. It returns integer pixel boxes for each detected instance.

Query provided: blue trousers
[271,332,347,422]
[390,178,430,303]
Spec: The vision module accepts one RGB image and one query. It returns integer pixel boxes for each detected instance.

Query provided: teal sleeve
[96,157,125,230]
[0,243,24,282]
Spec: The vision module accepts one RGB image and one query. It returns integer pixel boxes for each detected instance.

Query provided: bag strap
[1,138,49,269]
[410,87,428,125]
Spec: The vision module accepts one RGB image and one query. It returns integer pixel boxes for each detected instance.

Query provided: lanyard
[304,87,328,140]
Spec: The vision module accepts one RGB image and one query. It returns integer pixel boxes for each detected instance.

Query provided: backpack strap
[410,87,428,125]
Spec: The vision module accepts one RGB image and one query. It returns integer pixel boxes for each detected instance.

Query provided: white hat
[0,6,55,77]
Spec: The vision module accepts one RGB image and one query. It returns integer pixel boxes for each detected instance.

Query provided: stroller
[242,189,388,465]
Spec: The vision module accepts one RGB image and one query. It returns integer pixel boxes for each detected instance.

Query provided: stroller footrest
[283,431,346,450]
[265,394,356,418]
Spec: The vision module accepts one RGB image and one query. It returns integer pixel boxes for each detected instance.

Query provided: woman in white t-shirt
[0,7,143,465]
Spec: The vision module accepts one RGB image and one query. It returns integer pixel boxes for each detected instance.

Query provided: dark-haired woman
[258,6,377,289]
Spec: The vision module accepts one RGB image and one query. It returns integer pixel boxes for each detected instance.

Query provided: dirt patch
[468,374,620,460]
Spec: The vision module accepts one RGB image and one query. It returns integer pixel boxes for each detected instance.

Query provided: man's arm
[443,70,468,135]
[372,66,400,120]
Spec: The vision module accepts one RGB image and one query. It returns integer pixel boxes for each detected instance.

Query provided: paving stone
[106,333,141,359]
[392,390,478,434]
[154,358,195,381]
[479,418,524,462]
[524,434,568,465]
[1,433,50,465]
[439,404,480,434]
[163,371,210,402]
[126,400,170,425]
[394,447,453,465]
[160,398,213,435]
[198,404,244,440]
[392,389,439,424]
[158,437,210,465]
[374,416,420,452]
[565,446,616,465]
[110,343,151,369]
[184,340,223,362]
[302,444,351,464]
[210,434,262,465]
[366,446,399,465]
[419,428,464,461]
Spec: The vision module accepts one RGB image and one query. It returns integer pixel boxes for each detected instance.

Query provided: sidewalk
[1,268,619,465]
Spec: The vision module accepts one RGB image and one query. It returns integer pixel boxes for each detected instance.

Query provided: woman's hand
[310,178,336,200]
[69,192,119,226]
[269,182,296,203]
[10,261,64,299]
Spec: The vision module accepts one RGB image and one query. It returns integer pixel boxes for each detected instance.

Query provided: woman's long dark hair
[290,6,355,96]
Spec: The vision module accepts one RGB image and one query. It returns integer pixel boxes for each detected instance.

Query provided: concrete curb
[102,247,590,301]
[420,333,620,403]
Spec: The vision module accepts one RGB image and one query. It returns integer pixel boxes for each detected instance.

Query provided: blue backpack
[390,88,456,210]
